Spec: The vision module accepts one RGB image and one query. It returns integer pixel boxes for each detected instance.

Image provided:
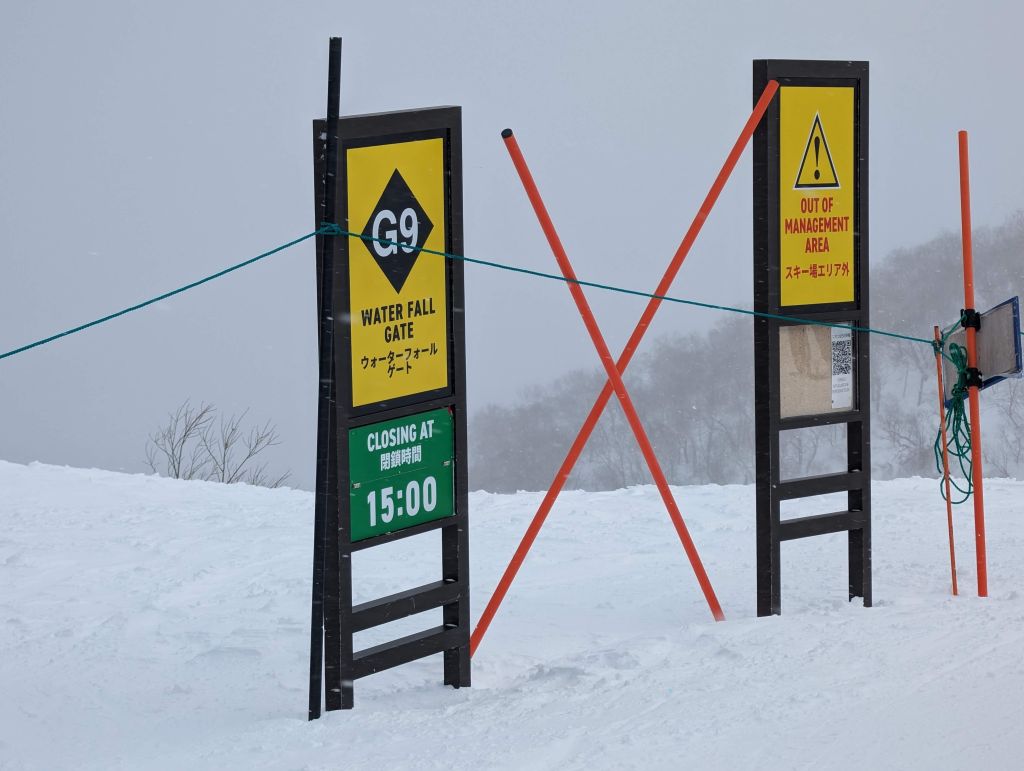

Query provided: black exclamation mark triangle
[794,114,839,189]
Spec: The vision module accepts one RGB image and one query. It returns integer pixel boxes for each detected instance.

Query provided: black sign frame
[752,59,871,617]
[308,40,470,716]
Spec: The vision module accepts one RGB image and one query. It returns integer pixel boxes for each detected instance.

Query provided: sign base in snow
[308,39,469,716]
[753,59,871,616]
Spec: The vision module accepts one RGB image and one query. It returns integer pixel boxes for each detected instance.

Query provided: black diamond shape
[360,169,434,293]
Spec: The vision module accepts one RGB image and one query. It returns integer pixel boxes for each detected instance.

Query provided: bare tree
[145,401,215,481]
[200,410,290,487]
[145,400,290,488]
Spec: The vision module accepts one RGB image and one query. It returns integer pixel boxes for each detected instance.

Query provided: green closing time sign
[349,407,455,542]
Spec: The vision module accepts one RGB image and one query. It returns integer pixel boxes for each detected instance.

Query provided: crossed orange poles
[471,81,780,655]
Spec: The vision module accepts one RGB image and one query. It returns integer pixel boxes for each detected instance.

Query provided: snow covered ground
[2,460,1023,770]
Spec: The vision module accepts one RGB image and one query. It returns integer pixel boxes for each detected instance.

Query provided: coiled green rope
[933,319,974,504]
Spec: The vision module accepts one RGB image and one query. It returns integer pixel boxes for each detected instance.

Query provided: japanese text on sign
[348,408,455,541]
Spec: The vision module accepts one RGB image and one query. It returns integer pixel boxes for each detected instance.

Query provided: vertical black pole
[442,116,471,687]
[309,36,343,720]
[850,72,872,607]
[847,417,864,606]
[753,59,781,616]
[308,123,327,720]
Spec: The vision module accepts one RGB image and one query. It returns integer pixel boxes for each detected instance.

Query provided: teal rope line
[0,218,989,510]
[0,225,339,362]
[0,221,939,365]
[340,228,935,346]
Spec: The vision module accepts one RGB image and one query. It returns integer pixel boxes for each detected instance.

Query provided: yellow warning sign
[779,87,854,306]
[347,137,449,406]
[794,115,839,189]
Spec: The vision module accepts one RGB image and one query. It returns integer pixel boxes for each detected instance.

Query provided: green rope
[0,222,936,364]
[0,219,990,507]
[337,228,935,346]
[933,318,974,504]
[0,207,1005,515]
[0,225,339,362]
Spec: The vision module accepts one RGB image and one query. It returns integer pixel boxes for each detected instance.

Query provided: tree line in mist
[469,213,1024,492]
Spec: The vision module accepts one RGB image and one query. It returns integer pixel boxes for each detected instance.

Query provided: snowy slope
[1,460,1023,770]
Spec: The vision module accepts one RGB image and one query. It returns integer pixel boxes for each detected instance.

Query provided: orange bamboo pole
[933,325,958,596]
[957,130,988,597]
[500,129,724,622]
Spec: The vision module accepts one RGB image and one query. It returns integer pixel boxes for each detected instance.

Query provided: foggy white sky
[2,0,1022,488]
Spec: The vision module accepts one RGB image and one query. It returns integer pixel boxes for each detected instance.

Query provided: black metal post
[309,36,343,719]
[442,121,471,688]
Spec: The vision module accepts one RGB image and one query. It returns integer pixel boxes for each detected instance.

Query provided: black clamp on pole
[960,308,981,331]
[961,309,982,389]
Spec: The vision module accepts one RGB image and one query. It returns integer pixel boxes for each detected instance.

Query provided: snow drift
[2,461,1023,769]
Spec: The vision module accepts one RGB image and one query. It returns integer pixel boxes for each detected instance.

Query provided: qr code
[832,337,853,375]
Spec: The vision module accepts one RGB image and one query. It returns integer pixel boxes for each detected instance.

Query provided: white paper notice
[831,327,853,410]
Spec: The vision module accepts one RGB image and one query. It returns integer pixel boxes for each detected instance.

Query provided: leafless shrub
[145,400,290,488]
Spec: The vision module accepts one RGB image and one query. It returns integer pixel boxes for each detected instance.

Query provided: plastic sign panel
[778,322,856,419]
[942,296,1023,404]
[347,137,449,407]
[779,86,855,306]
[349,408,455,541]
